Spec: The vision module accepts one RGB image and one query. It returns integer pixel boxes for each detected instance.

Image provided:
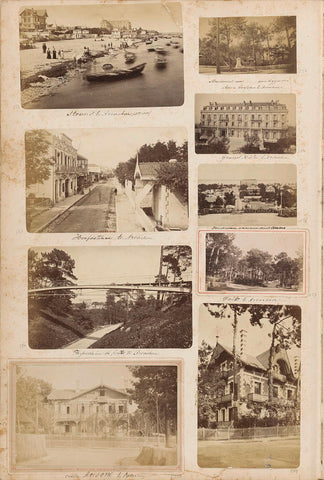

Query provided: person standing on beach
[52,47,57,59]
[42,43,47,53]
[47,48,51,59]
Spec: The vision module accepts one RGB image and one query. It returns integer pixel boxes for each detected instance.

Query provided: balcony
[215,393,233,404]
[55,164,78,174]
[271,397,295,407]
[273,372,287,382]
[247,393,268,403]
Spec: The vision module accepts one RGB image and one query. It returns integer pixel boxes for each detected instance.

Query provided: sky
[207,231,303,258]
[199,16,295,41]
[40,3,182,32]
[199,163,296,184]
[195,94,296,126]
[199,304,300,366]
[53,127,187,169]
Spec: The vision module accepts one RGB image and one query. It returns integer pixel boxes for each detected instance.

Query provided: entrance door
[221,129,226,137]
[65,179,69,197]
[65,424,70,433]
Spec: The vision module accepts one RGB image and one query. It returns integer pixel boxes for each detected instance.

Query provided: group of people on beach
[42,43,64,60]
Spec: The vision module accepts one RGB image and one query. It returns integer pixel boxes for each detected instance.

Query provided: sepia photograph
[28,245,192,349]
[198,303,300,468]
[195,94,296,154]
[199,16,297,74]
[204,230,305,293]
[12,361,179,469]
[25,128,188,233]
[19,3,184,109]
[198,164,297,226]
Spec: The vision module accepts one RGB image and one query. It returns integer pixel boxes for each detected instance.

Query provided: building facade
[47,384,130,436]
[27,132,79,205]
[19,8,48,31]
[133,158,188,230]
[205,331,299,425]
[200,100,289,144]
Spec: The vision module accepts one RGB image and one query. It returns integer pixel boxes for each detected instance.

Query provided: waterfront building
[27,132,78,205]
[19,8,48,31]
[205,331,299,425]
[47,384,130,435]
[199,100,289,144]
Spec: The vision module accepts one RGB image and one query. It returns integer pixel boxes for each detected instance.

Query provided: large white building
[200,100,289,143]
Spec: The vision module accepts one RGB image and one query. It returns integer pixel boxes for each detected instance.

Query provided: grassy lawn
[198,437,300,468]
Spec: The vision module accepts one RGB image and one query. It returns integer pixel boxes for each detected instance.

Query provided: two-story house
[47,384,130,436]
[205,330,299,425]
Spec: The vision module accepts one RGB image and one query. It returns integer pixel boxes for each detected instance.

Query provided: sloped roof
[138,162,163,178]
[20,8,48,16]
[210,342,267,371]
[47,384,128,401]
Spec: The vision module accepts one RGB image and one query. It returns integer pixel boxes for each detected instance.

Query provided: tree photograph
[204,231,304,292]
[199,16,296,74]
[28,245,192,349]
[198,303,301,468]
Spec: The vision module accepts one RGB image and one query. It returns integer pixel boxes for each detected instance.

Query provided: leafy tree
[25,130,52,188]
[155,160,188,201]
[16,367,53,433]
[128,366,177,446]
[224,191,236,206]
[28,248,77,312]
[205,233,241,279]
[244,249,273,281]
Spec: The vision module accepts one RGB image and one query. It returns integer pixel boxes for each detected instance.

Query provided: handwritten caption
[208,79,289,90]
[72,234,152,241]
[65,473,144,479]
[73,350,157,357]
[67,110,151,117]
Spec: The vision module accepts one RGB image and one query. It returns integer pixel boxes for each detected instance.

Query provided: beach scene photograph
[19,3,184,108]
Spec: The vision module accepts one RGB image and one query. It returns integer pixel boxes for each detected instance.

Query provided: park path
[64,323,123,349]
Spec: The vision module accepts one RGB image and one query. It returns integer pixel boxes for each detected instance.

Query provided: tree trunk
[164,405,172,447]
[285,26,291,49]
[268,326,276,402]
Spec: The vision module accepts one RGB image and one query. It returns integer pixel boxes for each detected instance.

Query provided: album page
[0,1,323,480]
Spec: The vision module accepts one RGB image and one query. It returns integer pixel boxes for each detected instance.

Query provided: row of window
[204,104,286,112]
[202,113,286,121]
[57,403,126,414]
[202,121,285,128]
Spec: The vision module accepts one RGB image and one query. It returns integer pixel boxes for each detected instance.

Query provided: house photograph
[195,93,296,154]
[198,163,297,226]
[199,16,296,74]
[25,127,188,233]
[198,303,301,468]
[13,361,179,469]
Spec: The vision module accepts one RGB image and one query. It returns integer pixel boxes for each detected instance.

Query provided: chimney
[239,329,247,357]
[294,355,299,376]
[215,335,219,346]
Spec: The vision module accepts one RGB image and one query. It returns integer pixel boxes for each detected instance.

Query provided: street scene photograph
[19,3,183,108]
[25,128,188,233]
[198,163,297,226]
[199,16,296,74]
[195,94,296,154]
[198,303,300,468]
[204,230,304,293]
[13,362,179,469]
[28,245,192,349]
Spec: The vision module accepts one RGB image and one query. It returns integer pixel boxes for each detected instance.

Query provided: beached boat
[125,52,136,63]
[85,63,146,82]
[147,46,155,52]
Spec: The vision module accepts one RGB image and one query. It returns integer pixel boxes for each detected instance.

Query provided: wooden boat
[125,52,136,63]
[155,46,167,54]
[147,46,155,52]
[85,63,146,82]
[155,56,167,68]
[146,39,153,44]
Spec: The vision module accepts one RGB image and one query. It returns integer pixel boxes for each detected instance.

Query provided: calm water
[25,43,184,109]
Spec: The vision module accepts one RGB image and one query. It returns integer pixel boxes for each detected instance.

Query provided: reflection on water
[25,43,184,109]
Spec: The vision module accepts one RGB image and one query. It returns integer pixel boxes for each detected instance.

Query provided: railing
[273,372,287,382]
[55,165,78,174]
[215,393,233,404]
[247,393,268,403]
[198,425,300,441]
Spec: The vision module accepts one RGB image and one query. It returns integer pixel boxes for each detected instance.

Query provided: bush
[233,277,266,287]
[278,207,297,217]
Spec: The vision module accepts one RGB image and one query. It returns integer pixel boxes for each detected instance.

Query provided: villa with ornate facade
[47,384,130,436]
[206,330,300,425]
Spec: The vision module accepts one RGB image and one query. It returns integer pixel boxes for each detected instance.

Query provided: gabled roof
[20,8,48,17]
[138,162,162,179]
[47,384,128,401]
[210,342,267,372]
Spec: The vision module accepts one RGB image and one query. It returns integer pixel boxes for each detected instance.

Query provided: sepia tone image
[12,361,179,469]
[28,245,192,349]
[198,303,300,468]
[19,3,184,109]
[25,128,188,233]
[198,164,297,226]
[195,93,296,154]
[199,16,297,75]
[204,230,305,293]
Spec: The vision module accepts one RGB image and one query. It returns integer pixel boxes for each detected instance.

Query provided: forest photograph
[204,231,304,293]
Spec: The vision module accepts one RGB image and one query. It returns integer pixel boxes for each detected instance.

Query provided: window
[287,389,293,400]
[273,386,279,398]
[254,382,261,395]
[109,405,115,414]
[81,405,85,413]
[229,382,234,394]
[118,405,124,413]
[66,406,70,414]
[99,389,105,396]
